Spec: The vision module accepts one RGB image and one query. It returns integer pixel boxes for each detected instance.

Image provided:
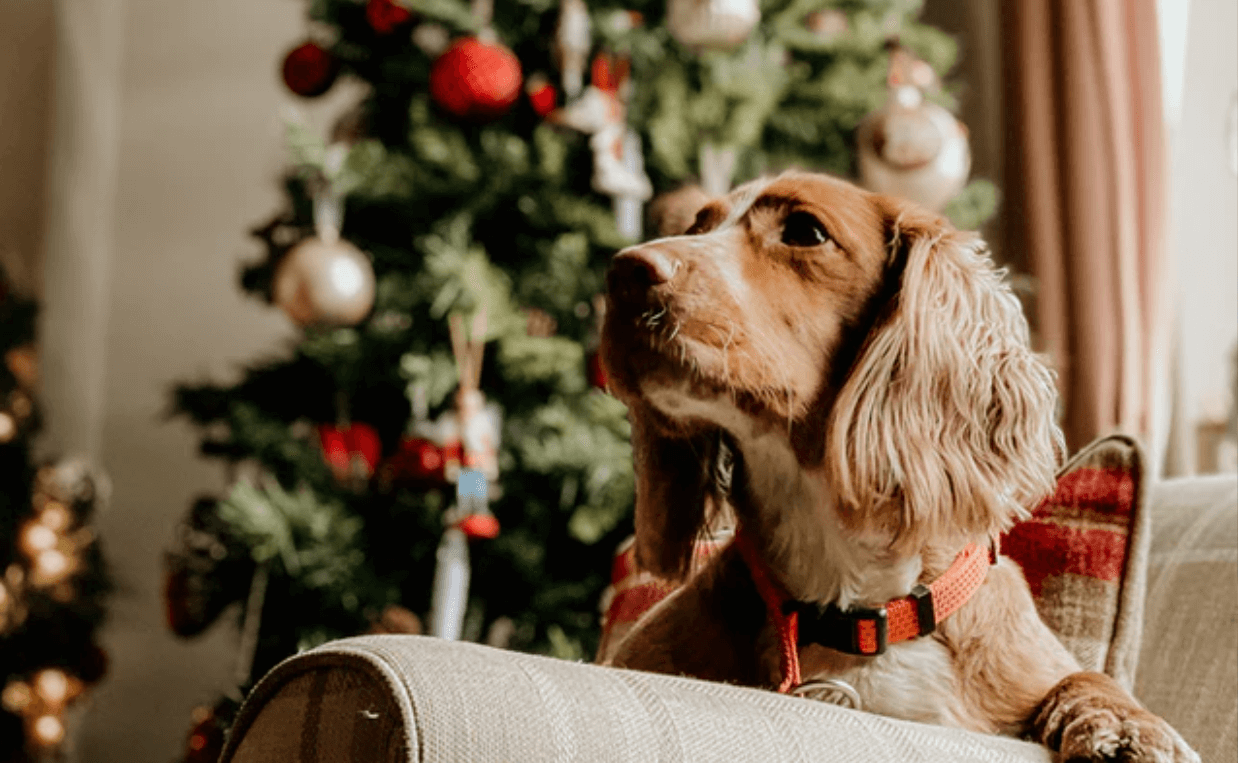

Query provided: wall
[31,0,339,758]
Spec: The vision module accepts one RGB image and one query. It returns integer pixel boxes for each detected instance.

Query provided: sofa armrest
[1136,475,1238,763]
[220,635,1050,763]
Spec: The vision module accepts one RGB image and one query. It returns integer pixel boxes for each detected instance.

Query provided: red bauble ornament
[458,513,500,539]
[429,38,523,120]
[590,52,629,93]
[318,423,382,481]
[526,75,558,117]
[366,0,413,35]
[281,41,338,98]
[378,436,465,486]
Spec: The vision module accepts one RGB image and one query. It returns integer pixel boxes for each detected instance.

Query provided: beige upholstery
[1136,475,1238,763]
[222,636,1051,763]
[219,476,1237,763]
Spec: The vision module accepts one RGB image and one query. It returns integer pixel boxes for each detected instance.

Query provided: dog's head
[601,171,1064,581]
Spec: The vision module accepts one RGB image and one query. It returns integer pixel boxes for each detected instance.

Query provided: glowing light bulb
[2,682,31,713]
[39,502,72,533]
[32,714,64,745]
[35,550,69,582]
[0,412,14,443]
[21,523,57,555]
[35,669,68,704]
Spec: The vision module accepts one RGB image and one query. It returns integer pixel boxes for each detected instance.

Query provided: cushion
[598,435,1149,690]
[595,533,728,663]
[1001,434,1149,689]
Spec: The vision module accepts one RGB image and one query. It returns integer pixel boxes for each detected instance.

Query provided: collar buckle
[910,583,936,637]
[786,601,889,656]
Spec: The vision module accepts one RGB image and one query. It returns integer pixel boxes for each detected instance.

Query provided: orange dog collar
[734,530,996,694]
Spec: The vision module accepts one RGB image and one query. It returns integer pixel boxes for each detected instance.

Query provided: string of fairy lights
[0,461,108,753]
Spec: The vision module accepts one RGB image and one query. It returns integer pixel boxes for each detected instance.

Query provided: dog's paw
[1033,672,1199,763]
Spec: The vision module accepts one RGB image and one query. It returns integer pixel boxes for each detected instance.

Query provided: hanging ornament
[281,41,338,98]
[366,0,414,35]
[549,55,652,216]
[554,0,592,99]
[805,8,848,41]
[603,9,644,35]
[272,192,376,326]
[448,310,501,485]
[698,142,737,198]
[317,422,382,482]
[272,238,376,326]
[856,47,971,212]
[455,470,499,539]
[612,130,647,240]
[429,37,523,121]
[666,0,760,51]
[525,74,559,118]
[377,436,461,488]
[428,524,470,640]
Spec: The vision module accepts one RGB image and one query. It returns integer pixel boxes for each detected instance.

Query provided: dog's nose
[607,247,678,303]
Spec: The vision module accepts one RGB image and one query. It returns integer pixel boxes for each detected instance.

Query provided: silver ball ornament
[666,0,760,50]
[273,236,376,326]
[856,86,971,212]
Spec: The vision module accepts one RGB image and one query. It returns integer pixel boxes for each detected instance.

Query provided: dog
[598,171,1197,762]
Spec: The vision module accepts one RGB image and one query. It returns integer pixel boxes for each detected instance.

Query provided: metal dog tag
[790,678,863,711]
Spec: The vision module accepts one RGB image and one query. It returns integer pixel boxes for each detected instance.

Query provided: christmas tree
[169,0,991,755]
[0,267,111,761]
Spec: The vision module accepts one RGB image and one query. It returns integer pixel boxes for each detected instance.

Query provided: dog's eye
[781,212,828,247]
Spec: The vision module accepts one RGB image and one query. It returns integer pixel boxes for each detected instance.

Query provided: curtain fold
[1002,0,1169,459]
[37,0,127,461]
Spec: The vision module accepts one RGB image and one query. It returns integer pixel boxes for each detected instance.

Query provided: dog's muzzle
[606,246,679,309]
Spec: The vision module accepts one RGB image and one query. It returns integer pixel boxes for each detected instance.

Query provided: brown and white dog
[598,172,1197,762]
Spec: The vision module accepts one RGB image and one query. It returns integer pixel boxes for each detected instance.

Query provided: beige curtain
[37,0,127,462]
[1002,0,1169,457]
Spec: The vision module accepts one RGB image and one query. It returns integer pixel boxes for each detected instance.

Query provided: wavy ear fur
[825,209,1065,548]
[628,402,721,580]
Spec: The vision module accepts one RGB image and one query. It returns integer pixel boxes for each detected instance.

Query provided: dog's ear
[825,205,1065,548]
[628,402,719,580]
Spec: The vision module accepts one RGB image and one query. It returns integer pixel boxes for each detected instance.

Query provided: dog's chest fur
[646,386,986,729]
[798,640,977,729]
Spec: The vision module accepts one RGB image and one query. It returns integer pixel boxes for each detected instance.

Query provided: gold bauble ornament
[273,235,376,326]
[856,84,971,212]
[666,0,759,50]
